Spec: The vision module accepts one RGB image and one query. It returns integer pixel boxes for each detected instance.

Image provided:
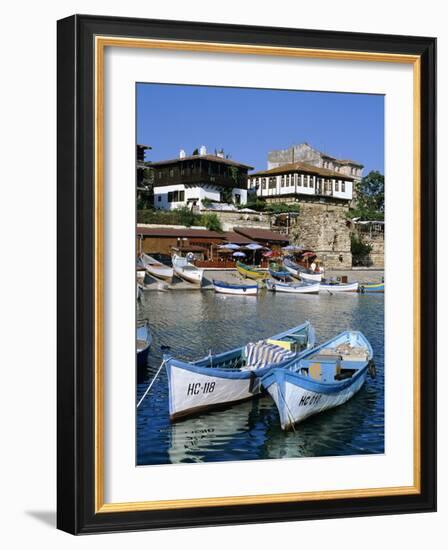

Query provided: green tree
[350,170,384,220]
[192,148,199,156]
[176,206,200,227]
[201,212,223,232]
[350,233,373,266]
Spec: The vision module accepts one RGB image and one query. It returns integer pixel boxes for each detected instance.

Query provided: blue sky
[137,83,384,174]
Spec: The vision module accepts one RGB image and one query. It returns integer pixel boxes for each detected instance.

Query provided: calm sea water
[137,290,384,465]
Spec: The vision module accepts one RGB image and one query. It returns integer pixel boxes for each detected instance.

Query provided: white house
[248,161,354,203]
[151,147,252,210]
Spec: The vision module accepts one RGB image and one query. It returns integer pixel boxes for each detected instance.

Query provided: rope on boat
[137,359,166,409]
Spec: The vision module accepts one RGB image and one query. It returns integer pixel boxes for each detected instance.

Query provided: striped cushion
[243,341,295,370]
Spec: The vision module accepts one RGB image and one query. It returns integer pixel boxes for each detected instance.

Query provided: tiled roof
[233,227,289,243]
[150,154,253,170]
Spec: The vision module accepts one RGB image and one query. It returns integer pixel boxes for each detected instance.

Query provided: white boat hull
[173,266,203,285]
[267,372,367,430]
[214,284,258,295]
[319,282,359,293]
[284,263,322,282]
[268,281,320,294]
[146,264,174,282]
[299,271,322,283]
[167,364,261,420]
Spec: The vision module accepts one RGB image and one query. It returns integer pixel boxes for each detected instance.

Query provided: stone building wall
[289,199,352,269]
[202,209,271,232]
[362,232,384,268]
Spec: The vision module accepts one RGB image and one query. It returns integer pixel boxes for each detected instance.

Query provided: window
[335,181,339,192]
[281,175,285,187]
[157,196,161,202]
[261,178,267,190]
[169,168,174,177]
[303,174,307,188]
[234,193,241,204]
[341,181,346,192]
[269,177,276,189]
[309,176,314,188]
[167,190,185,202]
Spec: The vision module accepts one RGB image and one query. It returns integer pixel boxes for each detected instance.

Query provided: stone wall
[202,209,271,232]
[289,198,352,269]
[363,232,384,268]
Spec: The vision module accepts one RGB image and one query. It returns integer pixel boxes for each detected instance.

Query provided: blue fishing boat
[137,320,152,368]
[262,331,374,430]
[213,279,258,295]
[359,282,384,293]
[165,322,316,421]
[268,262,293,282]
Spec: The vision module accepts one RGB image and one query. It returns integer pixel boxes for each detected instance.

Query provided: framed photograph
[57,14,436,534]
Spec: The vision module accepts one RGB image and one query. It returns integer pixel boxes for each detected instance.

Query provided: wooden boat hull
[236,261,267,280]
[146,264,174,282]
[283,259,322,282]
[319,282,359,293]
[213,280,258,295]
[172,254,204,285]
[262,330,372,430]
[267,280,320,294]
[141,254,174,282]
[359,282,384,293]
[165,322,316,421]
[136,321,152,368]
[264,368,368,430]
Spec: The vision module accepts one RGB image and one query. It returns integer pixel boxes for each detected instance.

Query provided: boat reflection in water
[168,398,271,464]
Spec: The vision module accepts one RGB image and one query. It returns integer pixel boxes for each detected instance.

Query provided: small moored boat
[283,257,323,282]
[172,254,204,285]
[213,279,258,295]
[137,320,152,368]
[262,330,374,430]
[319,281,359,293]
[266,279,320,294]
[359,282,384,293]
[236,261,268,280]
[141,253,174,282]
[269,263,293,281]
[165,322,316,421]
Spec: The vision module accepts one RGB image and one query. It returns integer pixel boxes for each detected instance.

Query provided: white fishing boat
[164,322,316,421]
[172,254,204,285]
[262,331,374,430]
[141,253,174,282]
[213,279,258,295]
[283,258,323,282]
[319,281,359,293]
[266,279,320,294]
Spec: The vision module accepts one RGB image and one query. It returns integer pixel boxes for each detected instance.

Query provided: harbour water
[137,288,384,466]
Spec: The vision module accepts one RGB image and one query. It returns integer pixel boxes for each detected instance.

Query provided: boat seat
[243,341,295,370]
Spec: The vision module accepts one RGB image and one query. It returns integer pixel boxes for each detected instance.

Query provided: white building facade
[154,184,247,210]
[151,147,251,210]
[248,162,354,203]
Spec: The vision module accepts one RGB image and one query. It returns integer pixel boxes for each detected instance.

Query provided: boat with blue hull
[269,264,293,282]
[165,322,316,421]
[213,279,258,295]
[262,331,373,430]
[359,282,384,293]
[137,320,152,369]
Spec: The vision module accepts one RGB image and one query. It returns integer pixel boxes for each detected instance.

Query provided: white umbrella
[233,251,246,257]
[245,243,264,250]
[219,243,241,250]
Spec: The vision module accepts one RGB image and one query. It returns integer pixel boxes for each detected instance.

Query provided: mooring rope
[137,359,166,409]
